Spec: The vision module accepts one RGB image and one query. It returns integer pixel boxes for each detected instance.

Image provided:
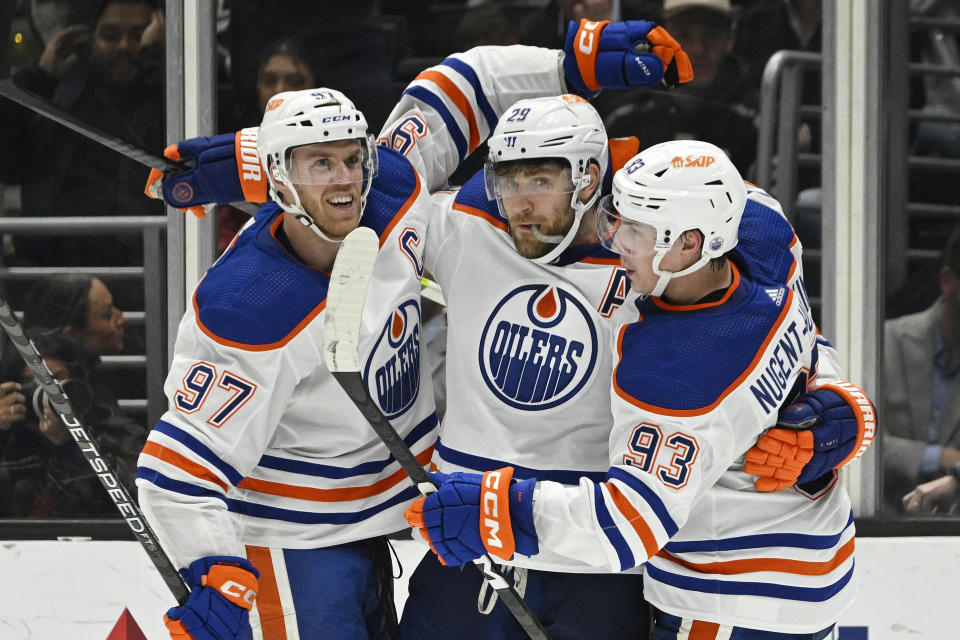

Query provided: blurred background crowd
[0,0,958,520]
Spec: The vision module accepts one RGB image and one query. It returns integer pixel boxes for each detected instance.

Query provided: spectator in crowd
[0,329,143,517]
[602,0,758,175]
[884,225,960,513]
[219,37,319,251]
[0,0,165,270]
[22,274,132,407]
[227,36,318,131]
[224,0,395,131]
[454,4,521,50]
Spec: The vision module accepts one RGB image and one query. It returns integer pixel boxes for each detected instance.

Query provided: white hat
[662,0,732,19]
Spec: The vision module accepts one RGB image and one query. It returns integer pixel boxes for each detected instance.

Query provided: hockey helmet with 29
[485,95,608,264]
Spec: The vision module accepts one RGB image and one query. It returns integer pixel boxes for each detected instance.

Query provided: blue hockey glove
[562,19,693,97]
[404,467,538,567]
[144,128,267,217]
[164,555,260,640]
[744,382,877,491]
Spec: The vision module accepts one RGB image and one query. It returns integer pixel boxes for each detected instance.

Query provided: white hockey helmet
[485,95,608,264]
[256,88,378,241]
[597,140,747,297]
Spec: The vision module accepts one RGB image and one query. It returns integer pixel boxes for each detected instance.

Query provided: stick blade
[324,226,380,373]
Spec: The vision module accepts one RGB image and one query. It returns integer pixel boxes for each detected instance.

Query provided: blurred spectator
[883,226,960,513]
[224,0,395,131]
[0,329,143,518]
[218,36,319,251]
[454,4,521,50]
[602,0,758,175]
[0,0,165,270]
[226,36,318,130]
[23,274,132,404]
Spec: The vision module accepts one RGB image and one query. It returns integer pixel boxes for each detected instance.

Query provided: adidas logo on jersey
[766,287,785,307]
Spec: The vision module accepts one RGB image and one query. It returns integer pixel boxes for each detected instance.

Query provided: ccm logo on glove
[480,468,516,560]
[577,20,606,55]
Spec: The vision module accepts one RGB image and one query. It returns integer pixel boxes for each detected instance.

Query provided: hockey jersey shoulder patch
[361,147,422,242]
[194,212,329,349]
[614,284,794,414]
[451,171,508,231]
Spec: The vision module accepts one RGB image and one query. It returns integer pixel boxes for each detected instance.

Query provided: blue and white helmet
[485,95,608,264]
[256,88,378,240]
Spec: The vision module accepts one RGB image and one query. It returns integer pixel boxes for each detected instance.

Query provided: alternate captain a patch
[478,284,598,411]
[363,298,422,419]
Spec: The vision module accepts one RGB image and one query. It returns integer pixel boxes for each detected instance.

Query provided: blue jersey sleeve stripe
[226,485,421,525]
[644,561,855,602]
[153,420,245,486]
[594,483,636,571]
[403,85,468,160]
[664,512,854,553]
[257,414,438,478]
[434,437,607,484]
[441,57,499,133]
[607,466,679,537]
[136,466,229,503]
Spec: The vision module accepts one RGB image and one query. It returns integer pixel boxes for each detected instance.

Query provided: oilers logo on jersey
[478,284,598,410]
[364,298,422,418]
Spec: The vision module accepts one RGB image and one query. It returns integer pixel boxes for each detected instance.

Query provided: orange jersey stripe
[451,202,509,232]
[650,262,741,312]
[380,170,423,247]
[246,546,288,639]
[658,537,855,577]
[603,481,660,560]
[689,620,721,639]
[580,256,621,266]
[141,441,230,493]
[614,284,797,417]
[238,447,434,502]
[414,70,480,154]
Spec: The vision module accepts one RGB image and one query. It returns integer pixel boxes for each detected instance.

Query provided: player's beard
[300,183,363,241]
[508,201,575,260]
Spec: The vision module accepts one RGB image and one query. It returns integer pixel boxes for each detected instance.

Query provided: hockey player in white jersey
[139,23,693,640]
[149,87,869,640]
[406,141,869,638]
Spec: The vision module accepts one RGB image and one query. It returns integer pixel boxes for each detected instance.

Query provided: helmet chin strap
[530,184,600,265]
[648,251,712,298]
[295,212,345,243]
[277,178,371,245]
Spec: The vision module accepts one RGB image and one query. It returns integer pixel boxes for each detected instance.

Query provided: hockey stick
[324,227,551,640]
[0,291,190,604]
[0,78,259,216]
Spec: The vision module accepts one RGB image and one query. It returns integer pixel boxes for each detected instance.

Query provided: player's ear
[578,162,601,203]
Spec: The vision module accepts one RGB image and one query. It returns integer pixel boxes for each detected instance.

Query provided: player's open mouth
[326,195,355,210]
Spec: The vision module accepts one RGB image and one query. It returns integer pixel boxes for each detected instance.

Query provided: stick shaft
[0,292,189,603]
